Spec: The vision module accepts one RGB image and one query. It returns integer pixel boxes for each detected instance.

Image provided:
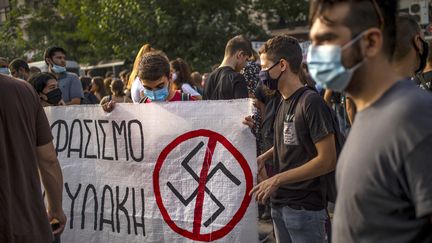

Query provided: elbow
[320,153,337,174]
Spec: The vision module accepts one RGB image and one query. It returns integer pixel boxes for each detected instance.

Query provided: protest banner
[44,99,258,243]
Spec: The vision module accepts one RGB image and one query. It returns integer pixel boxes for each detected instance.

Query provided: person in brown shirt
[0,74,66,242]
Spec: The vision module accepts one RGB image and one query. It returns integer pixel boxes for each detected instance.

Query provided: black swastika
[167,141,241,227]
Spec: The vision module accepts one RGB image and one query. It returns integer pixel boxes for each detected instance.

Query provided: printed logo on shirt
[283,113,298,145]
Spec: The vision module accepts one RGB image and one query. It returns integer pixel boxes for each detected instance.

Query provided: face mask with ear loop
[306,32,367,92]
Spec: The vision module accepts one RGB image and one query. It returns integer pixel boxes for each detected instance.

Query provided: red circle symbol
[153,129,253,242]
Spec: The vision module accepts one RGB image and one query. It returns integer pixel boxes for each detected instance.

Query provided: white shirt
[181,83,201,97]
[131,76,144,103]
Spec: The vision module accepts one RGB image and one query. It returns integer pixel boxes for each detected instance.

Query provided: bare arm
[257,147,274,182]
[323,89,333,106]
[67,97,81,105]
[273,134,336,184]
[37,142,66,235]
[250,134,337,204]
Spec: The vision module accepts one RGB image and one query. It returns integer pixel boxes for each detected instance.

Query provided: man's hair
[170,58,192,85]
[393,15,421,62]
[29,72,57,93]
[9,58,30,72]
[259,35,303,74]
[138,51,170,82]
[191,71,202,86]
[44,46,67,65]
[119,69,129,79]
[309,0,398,60]
[225,35,253,57]
[111,79,125,96]
[80,76,92,90]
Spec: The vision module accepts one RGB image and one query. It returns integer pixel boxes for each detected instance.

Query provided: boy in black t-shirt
[247,35,337,243]
[203,35,252,100]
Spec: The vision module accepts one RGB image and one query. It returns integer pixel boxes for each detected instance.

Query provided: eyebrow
[143,82,165,89]
[314,32,339,42]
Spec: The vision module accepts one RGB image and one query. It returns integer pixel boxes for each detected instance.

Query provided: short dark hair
[9,58,29,72]
[111,79,125,96]
[138,51,170,82]
[393,15,421,62]
[259,35,303,74]
[119,69,129,79]
[44,46,67,65]
[225,35,253,57]
[191,71,202,86]
[170,58,192,86]
[309,0,398,60]
[80,76,92,90]
[29,72,57,93]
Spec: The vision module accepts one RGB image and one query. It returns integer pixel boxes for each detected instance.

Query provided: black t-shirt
[272,87,335,210]
[334,81,432,243]
[203,66,248,100]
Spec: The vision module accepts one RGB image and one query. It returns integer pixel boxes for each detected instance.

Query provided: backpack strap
[293,89,343,207]
[181,93,191,101]
[139,96,149,104]
[416,73,432,91]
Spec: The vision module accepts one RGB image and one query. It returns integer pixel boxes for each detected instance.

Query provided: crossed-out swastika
[153,129,253,242]
[166,141,241,227]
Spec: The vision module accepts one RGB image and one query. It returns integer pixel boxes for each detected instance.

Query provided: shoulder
[65,72,79,79]
[301,89,326,108]
[1,74,37,97]
[60,72,79,83]
[383,81,432,117]
[100,96,110,105]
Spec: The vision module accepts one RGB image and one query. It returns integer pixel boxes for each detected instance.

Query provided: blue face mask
[0,67,10,75]
[306,33,365,92]
[143,85,169,102]
[51,64,67,74]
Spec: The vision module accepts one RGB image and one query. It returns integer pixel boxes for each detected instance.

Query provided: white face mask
[51,64,67,74]
[306,32,365,92]
[172,72,178,81]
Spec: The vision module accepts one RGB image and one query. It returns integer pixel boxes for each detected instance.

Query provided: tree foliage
[0,0,308,72]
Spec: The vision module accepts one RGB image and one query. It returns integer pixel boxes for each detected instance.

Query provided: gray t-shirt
[58,71,84,103]
[333,80,432,243]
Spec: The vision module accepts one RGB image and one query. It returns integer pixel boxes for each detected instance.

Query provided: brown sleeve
[36,98,53,146]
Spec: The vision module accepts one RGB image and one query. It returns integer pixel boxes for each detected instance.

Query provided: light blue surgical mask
[0,67,10,75]
[143,85,169,101]
[51,64,67,74]
[307,33,365,92]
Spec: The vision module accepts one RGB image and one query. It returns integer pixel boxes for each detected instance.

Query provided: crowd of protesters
[1,0,432,243]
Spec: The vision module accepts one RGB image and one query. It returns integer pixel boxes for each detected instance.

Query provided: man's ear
[235,51,243,60]
[414,35,424,53]
[363,28,383,58]
[280,59,289,73]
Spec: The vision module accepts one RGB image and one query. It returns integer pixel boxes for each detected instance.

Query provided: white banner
[44,99,258,243]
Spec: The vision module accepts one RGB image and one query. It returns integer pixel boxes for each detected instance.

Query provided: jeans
[271,206,328,243]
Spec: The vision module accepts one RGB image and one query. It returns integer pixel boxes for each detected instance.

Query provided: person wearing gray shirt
[44,46,83,104]
[308,0,432,242]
